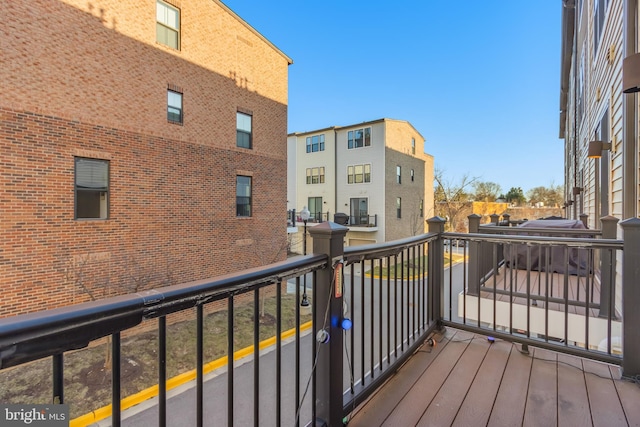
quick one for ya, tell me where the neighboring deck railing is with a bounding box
[440,215,640,377]
[1,217,639,426]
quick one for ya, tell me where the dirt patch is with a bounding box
[80,356,143,393]
[254,313,276,326]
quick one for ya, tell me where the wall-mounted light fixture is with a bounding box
[623,52,640,93]
[572,186,583,196]
[587,140,612,158]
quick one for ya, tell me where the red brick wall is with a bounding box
[0,0,290,317]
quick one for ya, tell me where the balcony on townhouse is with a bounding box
[1,216,640,426]
[288,209,378,231]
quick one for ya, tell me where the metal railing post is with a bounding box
[467,214,482,296]
[620,217,640,378]
[598,216,619,319]
[580,213,589,228]
[308,221,349,427]
[427,217,446,323]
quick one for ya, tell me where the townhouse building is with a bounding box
[288,119,434,248]
[0,0,292,317]
[559,0,639,227]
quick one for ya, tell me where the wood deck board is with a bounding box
[487,339,533,426]
[523,348,558,427]
[381,330,473,427]
[610,366,640,427]
[348,328,640,427]
[416,336,491,427]
[451,339,512,427]
[583,359,628,427]
[344,329,451,427]
[557,353,593,427]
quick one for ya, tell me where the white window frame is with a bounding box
[237,112,252,149]
[347,127,371,149]
[156,0,180,50]
[347,164,371,184]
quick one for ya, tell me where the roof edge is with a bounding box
[215,0,293,65]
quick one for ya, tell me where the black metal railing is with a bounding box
[348,214,377,227]
[340,230,440,416]
[287,209,330,226]
[1,216,639,426]
[0,255,327,426]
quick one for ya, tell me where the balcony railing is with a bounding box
[286,210,378,228]
[1,217,639,426]
[348,214,377,227]
[287,209,330,226]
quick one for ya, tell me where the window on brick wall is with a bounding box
[167,89,183,124]
[396,197,402,219]
[157,0,180,50]
[75,158,109,219]
[396,165,401,184]
[237,112,252,149]
[411,138,416,155]
[236,176,252,217]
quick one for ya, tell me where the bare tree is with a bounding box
[409,200,426,236]
[249,216,292,319]
[122,254,154,293]
[434,168,479,231]
[62,253,114,369]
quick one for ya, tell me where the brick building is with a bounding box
[0,0,292,317]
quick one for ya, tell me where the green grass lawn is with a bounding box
[366,253,465,279]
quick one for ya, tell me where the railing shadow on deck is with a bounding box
[0,217,639,426]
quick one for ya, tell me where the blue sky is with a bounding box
[222,1,565,194]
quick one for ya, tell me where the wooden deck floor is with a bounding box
[346,328,640,427]
[480,265,603,317]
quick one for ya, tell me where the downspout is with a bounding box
[560,0,577,218]
[623,0,639,219]
[573,13,579,220]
